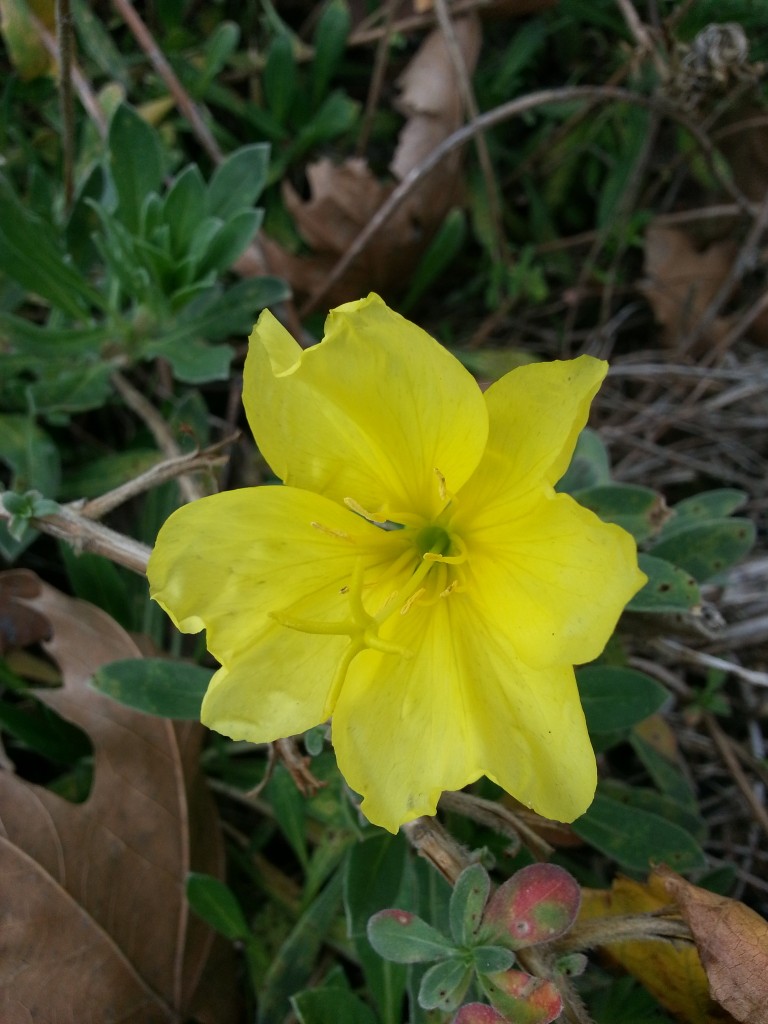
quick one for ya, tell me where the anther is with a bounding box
[434,467,447,503]
[311,521,352,541]
[343,497,383,523]
[440,580,459,598]
[400,588,426,615]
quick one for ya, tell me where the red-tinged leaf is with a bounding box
[453,1003,509,1024]
[482,864,581,949]
[481,969,563,1024]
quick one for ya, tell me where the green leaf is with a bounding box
[572,484,667,542]
[629,731,697,810]
[471,946,516,974]
[59,449,162,501]
[263,33,298,125]
[207,143,271,219]
[60,547,135,631]
[449,862,490,946]
[197,209,263,276]
[344,832,409,938]
[265,763,309,869]
[289,90,359,155]
[0,414,60,496]
[292,986,378,1024]
[600,780,706,840]
[90,657,212,719]
[26,361,114,417]
[164,164,207,257]
[557,428,611,493]
[577,666,668,734]
[0,695,92,764]
[108,104,164,234]
[571,791,705,872]
[648,518,755,582]
[659,488,748,539]
[401,208,467,313]
[367,909,456,964]
[311,0,351,107]
[355,936,408,1024]
[143,336,234,384]
[176,275,290,336]
[628,554,700,612]
[258,872,344,1024]
[0,313,109,358]
[418,958,473,1012]
[200,20,240,86]
[0,176,104,317]
[186,872,251,941]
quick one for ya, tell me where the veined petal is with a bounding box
[147,485,395,660]
[466,492,646,670]
[466,489,647,671]
[453,356,607,527]
[243,294,488,519]
[332,591,596,833]
[200,624,348,742]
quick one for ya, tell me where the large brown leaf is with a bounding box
[0,570,237,1024]
[655,865,768,1024]
[263,17,481,305]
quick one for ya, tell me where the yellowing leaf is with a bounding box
[0,0,57,80]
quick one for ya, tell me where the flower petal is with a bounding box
[243,294,488,519]
[454,356,607,526]
[466,492,646,670]
[332,591,596,833]
[147,485,398,737]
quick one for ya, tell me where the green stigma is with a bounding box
[415,524,453,558]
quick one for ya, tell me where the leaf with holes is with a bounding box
[0,570,237,1024]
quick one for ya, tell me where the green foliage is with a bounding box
[1,5,763,1023]
[572,791,706,873]
[90,657,212,719]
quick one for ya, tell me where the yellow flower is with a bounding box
[148,294,646,833]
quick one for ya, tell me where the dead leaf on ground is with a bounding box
[0,569,238,1024]
[579,874,736,1024]
[655,864,768,1024]
[263,17,481,305]
[641,223,737,351]
[0,569,51,653]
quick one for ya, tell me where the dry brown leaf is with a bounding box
[0,569,238,1024]
[262,158,420,307]
[641,223,737,350]
[391,15,481,225]
[579,874,736,1024]
[655,865,768,1024]
[264,18,481,305]
[0,570,51,653]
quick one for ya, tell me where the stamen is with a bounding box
[423,535,468,565]
[434,467,447,503]
[440,580,459,598]
[311,521,352,541]
[344,496,382,523]
[400,588,426,615]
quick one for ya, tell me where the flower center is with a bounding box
[270,502,469,717]
[414,524,452,559]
